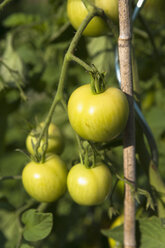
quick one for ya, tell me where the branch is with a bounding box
[0,0,14,11]
[0,175,21,181]
[33,9,100,162]
[118,1,136,248]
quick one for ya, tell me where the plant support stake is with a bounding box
[118,1,136,248]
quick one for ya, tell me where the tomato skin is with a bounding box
[22,155,68,202]
[67,0,118,37]
[68,84,129,142]
[95,0,118,22]
[67,163,112,205]
[26,122,64,156]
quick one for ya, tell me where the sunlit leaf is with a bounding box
[22,209,53,242]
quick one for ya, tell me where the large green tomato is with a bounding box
[26,122,64,156]
[22,155,68,202]
[67,163,112,205]
[68,84,129,142]
[67,0,118,37]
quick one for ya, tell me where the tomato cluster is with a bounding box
[22,80,128,205]
[66,84,128,205]
[22,122,68,203]
[22,0,129,206]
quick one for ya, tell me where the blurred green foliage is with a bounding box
[0,0,165,247]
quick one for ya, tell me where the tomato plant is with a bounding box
[26,122,64,156]
[67,162,112,205]
[1,0,165,247]
[22,155,68,202]
[68,84,129,142]
[67,0,118,36]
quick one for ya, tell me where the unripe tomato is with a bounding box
[22,155,68,202]
[108,215,124,248]
[67,0,118,37]
[67,163,112,205]
[68,84,129,142]
[26,122,64,156]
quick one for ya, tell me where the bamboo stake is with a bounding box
[118,1,136,248]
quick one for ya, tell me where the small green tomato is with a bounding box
[26,122,64,156]
[108,214,124,247]
[67,162,112,205]
[22,155,68,202]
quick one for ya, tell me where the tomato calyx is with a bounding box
[29,126,49,163]
[90,66,106,94]
[81,140,97,169]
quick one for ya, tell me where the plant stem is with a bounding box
[34,8,101,161]
[118,1,136,248]
[69,54,92,72]
[75,134,83,165]
[0,175,21,181]
[0,0,13,11]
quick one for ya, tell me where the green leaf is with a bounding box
[101,224,123,244]
[22,209,53,242]
[102,217,165,248]
[3,13,41,28]
[139,216,165,248]
[20,244,34,248]
[145,107,165,139]
[0,209,20,246]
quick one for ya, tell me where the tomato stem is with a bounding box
[0,0,14,11]
[82,0,118,40]
[0,175,21,181]
[69,54,92,72]
[32,10,101,162]
[32,6,113,162]
[90,65,106,94]
[75,134,84,165]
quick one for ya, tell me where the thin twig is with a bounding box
[0,175,21,181]
[33,8,102,162]
[0,0,13,11]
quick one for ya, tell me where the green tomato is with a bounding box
[67,163,112,205]
[68,84,129,142]
[108,215,124,248]
[67,0,118,37]
[22,155,68,202]
[26,122,64,156]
